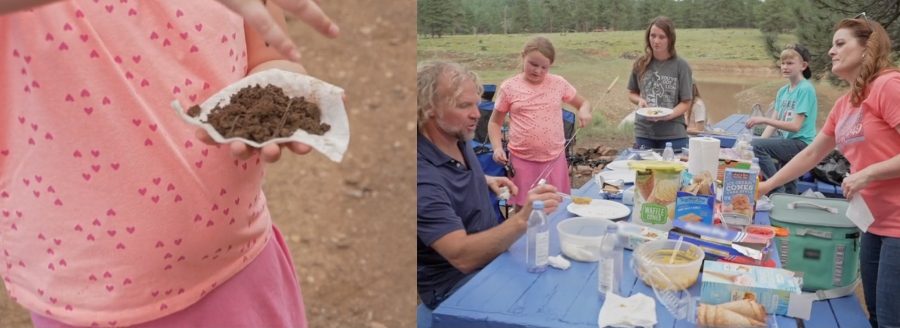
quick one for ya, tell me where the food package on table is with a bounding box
[697,299,768,328]
[616,221,669,250]
[669,220,772,264]
[700,261,802,316]
[628,160,685,231]
[722,168,758,229]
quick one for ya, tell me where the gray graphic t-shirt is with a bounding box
[627,57,693,140]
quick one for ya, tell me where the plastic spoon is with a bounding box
[669,236,684,264]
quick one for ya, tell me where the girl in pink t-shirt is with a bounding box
[487,36,592,207]
[1,1,338,327]
[758,17,900,328]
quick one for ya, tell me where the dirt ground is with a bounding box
[0,0,417,327]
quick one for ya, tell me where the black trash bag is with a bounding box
[812,149,851,185]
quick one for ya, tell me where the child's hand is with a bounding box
[744,117,767,128]
[195,129,312,163]
[577,110,592,128]
[218,0,339,62]
[493,148,508,165]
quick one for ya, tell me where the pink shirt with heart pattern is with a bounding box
[0,1,275,326]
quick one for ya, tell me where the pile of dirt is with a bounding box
[190,85,330,143]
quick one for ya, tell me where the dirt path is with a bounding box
[0,1,416,327]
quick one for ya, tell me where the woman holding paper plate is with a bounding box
[626,16,694,150]
[758,16,900,328]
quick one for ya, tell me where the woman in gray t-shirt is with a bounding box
[627,16,694,150]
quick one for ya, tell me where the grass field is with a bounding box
[417,29,846,149]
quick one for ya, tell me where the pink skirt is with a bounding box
[31,226,307,328]
[509,152,571,207]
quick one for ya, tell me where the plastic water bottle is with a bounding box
[597,225,623,296]
[750,157,761,176]
[526,200,549,273]
[662,142,675,162]
[742,145,756,161]
[750,158,761,199]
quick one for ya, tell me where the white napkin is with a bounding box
[598,292,657,328]
[800,189,826,199]
[755,195,774,211]
[548,255,570,270]
[846,195,875,232]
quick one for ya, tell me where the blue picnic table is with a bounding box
[417,115,862,327]
[712,114,844,197]
[422,173,869,327]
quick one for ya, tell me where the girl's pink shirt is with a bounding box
[822,70,900,237]
[495,73,576,162]
[0,1,274,326]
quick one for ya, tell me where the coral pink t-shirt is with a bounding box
[495,73,576,162]
[822,70,900,237]
[0,1,274,326]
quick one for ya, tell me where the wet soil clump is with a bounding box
[189,85,330,143]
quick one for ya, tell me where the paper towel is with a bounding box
[688,137,720,177]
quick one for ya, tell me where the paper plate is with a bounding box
[596,170,636,184]
[567,199,632,221]
[171,69,349,162]
[636,107,673,118]
[605,160,633,171]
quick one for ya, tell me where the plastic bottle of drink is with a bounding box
[662,142,675,162]
[526,200,549,273]
[750,157,761,199]
[597,225,623,296]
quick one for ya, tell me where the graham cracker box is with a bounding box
[721,168,757,228]
[700,260,802,315]
[675,191,716,225]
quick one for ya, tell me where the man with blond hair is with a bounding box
[417,61,561,309]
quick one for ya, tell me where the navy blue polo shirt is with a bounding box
[417,132,497,309]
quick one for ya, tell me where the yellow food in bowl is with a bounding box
[634,240,704,290]
[572,196,592,205]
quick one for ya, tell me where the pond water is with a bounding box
[694,81,758,124]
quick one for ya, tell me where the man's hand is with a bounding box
[217,0,339,62]
[195,129,312,163]
[486,176,518,198]
[518,184,563,217]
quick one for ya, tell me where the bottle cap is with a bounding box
[532,200,544,209]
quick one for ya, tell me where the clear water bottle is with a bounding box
[750,157,761,199]
[526,200,549,273]
[750,157,761,176]
[598,225,623,296]
[742,145,755,161]
[662,142,675,162]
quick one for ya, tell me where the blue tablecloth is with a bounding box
[428,171,869,328]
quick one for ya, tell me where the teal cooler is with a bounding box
[768,194,860,291]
